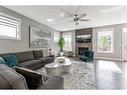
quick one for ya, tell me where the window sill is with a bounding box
[0,36,21,40]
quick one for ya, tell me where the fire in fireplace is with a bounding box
[78,47,89,55]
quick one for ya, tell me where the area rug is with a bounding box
[38,60,96,89]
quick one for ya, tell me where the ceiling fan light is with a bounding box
[60,12,65,17]
[74,21,79,25]
[47,18,55,22]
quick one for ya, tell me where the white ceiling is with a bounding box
[5,6,127,31]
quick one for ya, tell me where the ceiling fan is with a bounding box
[60,7,90,25]
[72,14,90,25]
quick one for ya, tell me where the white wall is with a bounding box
[0,6,59,54]
[93,23,127,60]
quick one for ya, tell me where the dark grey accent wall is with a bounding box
[75,28,92,35]
[0,6,59,54]
[75,28,93,56]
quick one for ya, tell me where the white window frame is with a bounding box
[0,12,21,40]
[122,27,127,61]
[97,29,114,53]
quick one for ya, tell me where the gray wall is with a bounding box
[0,6,59,54]
[93,24,127,60]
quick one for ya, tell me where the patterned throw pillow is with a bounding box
[42,49,50,57]
[2,54,18,67]
[0,57,6,65]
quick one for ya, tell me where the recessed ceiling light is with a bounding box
[60,12,65,17]
[46,18,55,22]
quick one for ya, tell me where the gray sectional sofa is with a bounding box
[0,50,55,70]
[0,50,64,89]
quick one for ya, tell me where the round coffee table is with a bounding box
[45,58,72,76]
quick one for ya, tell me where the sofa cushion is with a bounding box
[0,64,28,89]
[15,51,34,63]
[2,54,18,67]
[80,55,88,60]
[33,50,43,59]
[18,60,42,68]
[0,75,11,89]
[30,64,44,70]
[84,51,90,57]
[0,64,11,89]
[0,57,6,65]
[38,57,54,64]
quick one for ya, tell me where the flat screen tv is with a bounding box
[76,35,91,43]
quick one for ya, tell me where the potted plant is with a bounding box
[58,37,65,56]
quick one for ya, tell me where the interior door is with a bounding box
[122,28,127,61]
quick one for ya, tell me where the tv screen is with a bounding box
[76,35,91,43]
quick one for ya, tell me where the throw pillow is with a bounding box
[0,57,6,65]
[42,49,50,57]
[49,49,54,56]
[2,54,18,67]
[0,64,28,89]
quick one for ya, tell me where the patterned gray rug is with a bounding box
[38,60,96,89]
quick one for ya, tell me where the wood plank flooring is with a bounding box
[71,57,127,89]
[94,60,127,89]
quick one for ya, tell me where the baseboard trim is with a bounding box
[94,57,123,61]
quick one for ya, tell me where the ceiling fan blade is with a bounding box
[60,9,74,17]
[66,20,74,23]
[62,14,75,19]
[78,13,87,18]
[74,6,82,13]
[79,19,90,21]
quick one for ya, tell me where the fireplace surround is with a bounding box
[78,47,89,55]
[75,28,93,56]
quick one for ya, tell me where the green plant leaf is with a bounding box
[58,37,65,51]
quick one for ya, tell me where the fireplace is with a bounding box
[78,47,89,55]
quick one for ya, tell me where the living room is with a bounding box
[0,3,127,92]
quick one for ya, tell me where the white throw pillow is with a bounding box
[42,49,50,57]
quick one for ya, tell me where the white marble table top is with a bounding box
[45,58,72,68]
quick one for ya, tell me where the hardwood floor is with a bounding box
[94,60,127,89]
[71,57,127,89]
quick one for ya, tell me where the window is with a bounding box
[62,32,72,51]
[97,29,114,53]
[54,31,60,43]
[0,13,21,40]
